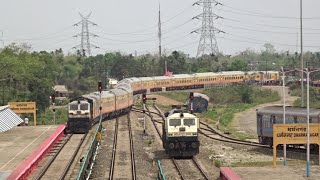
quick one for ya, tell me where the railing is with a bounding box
[220,167,241,180]
[157,160,166,180]
[76,118,102,180]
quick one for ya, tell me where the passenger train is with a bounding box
[67,70,280,133]
[257,106,320,150]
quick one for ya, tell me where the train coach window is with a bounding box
[169,119,181,126]
[80,104,88,110]
[294,116,298,123]
[184,119,195,126]
[70,104,78,110]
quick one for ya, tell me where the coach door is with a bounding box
[257,114,263,136]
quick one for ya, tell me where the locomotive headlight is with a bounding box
[191,142,197,148]
[169,143,175,149]
[192,132,197,135]
[168,133,173,137]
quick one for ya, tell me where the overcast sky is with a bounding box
[0,0,319,57]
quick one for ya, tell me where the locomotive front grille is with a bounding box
[179,127,186,132]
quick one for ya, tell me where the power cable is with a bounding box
[217,5,320,20]
[223,17,320,31]
[96,4,193,36]
[2,26,74,42]
[226,33,320,48]
[216,22,320,35]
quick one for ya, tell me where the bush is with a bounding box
[214,159,222,168]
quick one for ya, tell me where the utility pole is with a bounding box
[300,0,304,107]
[158,3,166,73]
[192,0,223,58]
[73,12,99,56]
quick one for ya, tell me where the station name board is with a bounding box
[273,124,320,168]
[274,124,320,144]
[8,102,36,114]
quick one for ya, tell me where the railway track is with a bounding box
[33,133,87,180]
[141,105,210,180]
[109,114,136,180]
[149,105,308,153]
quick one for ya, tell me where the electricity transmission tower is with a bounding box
[73,13,99,56]
[192,0,223,58]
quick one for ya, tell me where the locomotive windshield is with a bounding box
[80,104,88,110]
[184,119,195,126]
[70,104,78,110]
[169,119,181,126]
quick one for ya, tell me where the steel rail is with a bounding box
[109,117,119,180]
[127,113,137,180]
[35,134,72,180]
[192,157,210,180]
[171,158,187,180]
[59,133,88,180]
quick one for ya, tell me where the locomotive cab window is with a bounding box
[80,104,88,110]
[169,119,181,126]
[70,104,78,110]
[184,119,195,126]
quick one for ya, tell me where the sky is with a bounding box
[0,0,320,57]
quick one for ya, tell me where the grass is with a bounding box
[290,84,320,108]
[158,85,281,139]
[157,91,190,102]
[37,106,68,125]
[231,159,306,167]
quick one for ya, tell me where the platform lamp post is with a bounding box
[295,68,320,177]
[281,67,296,166]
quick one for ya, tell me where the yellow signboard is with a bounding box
[8,102,36,126]
[273,124,320,168]
[273,124,320,145]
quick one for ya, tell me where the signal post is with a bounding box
[141,93,156,134]
[51,94,56,124]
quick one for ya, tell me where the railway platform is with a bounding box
[0,125,61,179]
[233,165,320,180]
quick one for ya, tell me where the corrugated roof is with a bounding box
[0,105,24,132]
[54,85,68,93]
[257,106,320,117]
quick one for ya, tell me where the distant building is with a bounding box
[53,85,70,98]
[108,78,118,88]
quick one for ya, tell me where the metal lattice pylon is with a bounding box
[193,0,223,58]
[73,12,99,56]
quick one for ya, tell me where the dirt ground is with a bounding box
[231,86,299,137]
[147,94,180,106]
[150,90,320,180]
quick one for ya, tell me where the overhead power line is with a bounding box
[223,17,320,31]
[224,32,320,48]
[218,4,320,20]
[216,22,320,35]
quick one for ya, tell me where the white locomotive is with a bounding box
[162,107,200,158]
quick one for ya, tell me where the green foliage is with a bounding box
[2,41,320,125]
[291,85,320,108]
[214,159,222,168]
[37,107,68,125]
[158,92,190,103]
[159,86,280,127]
